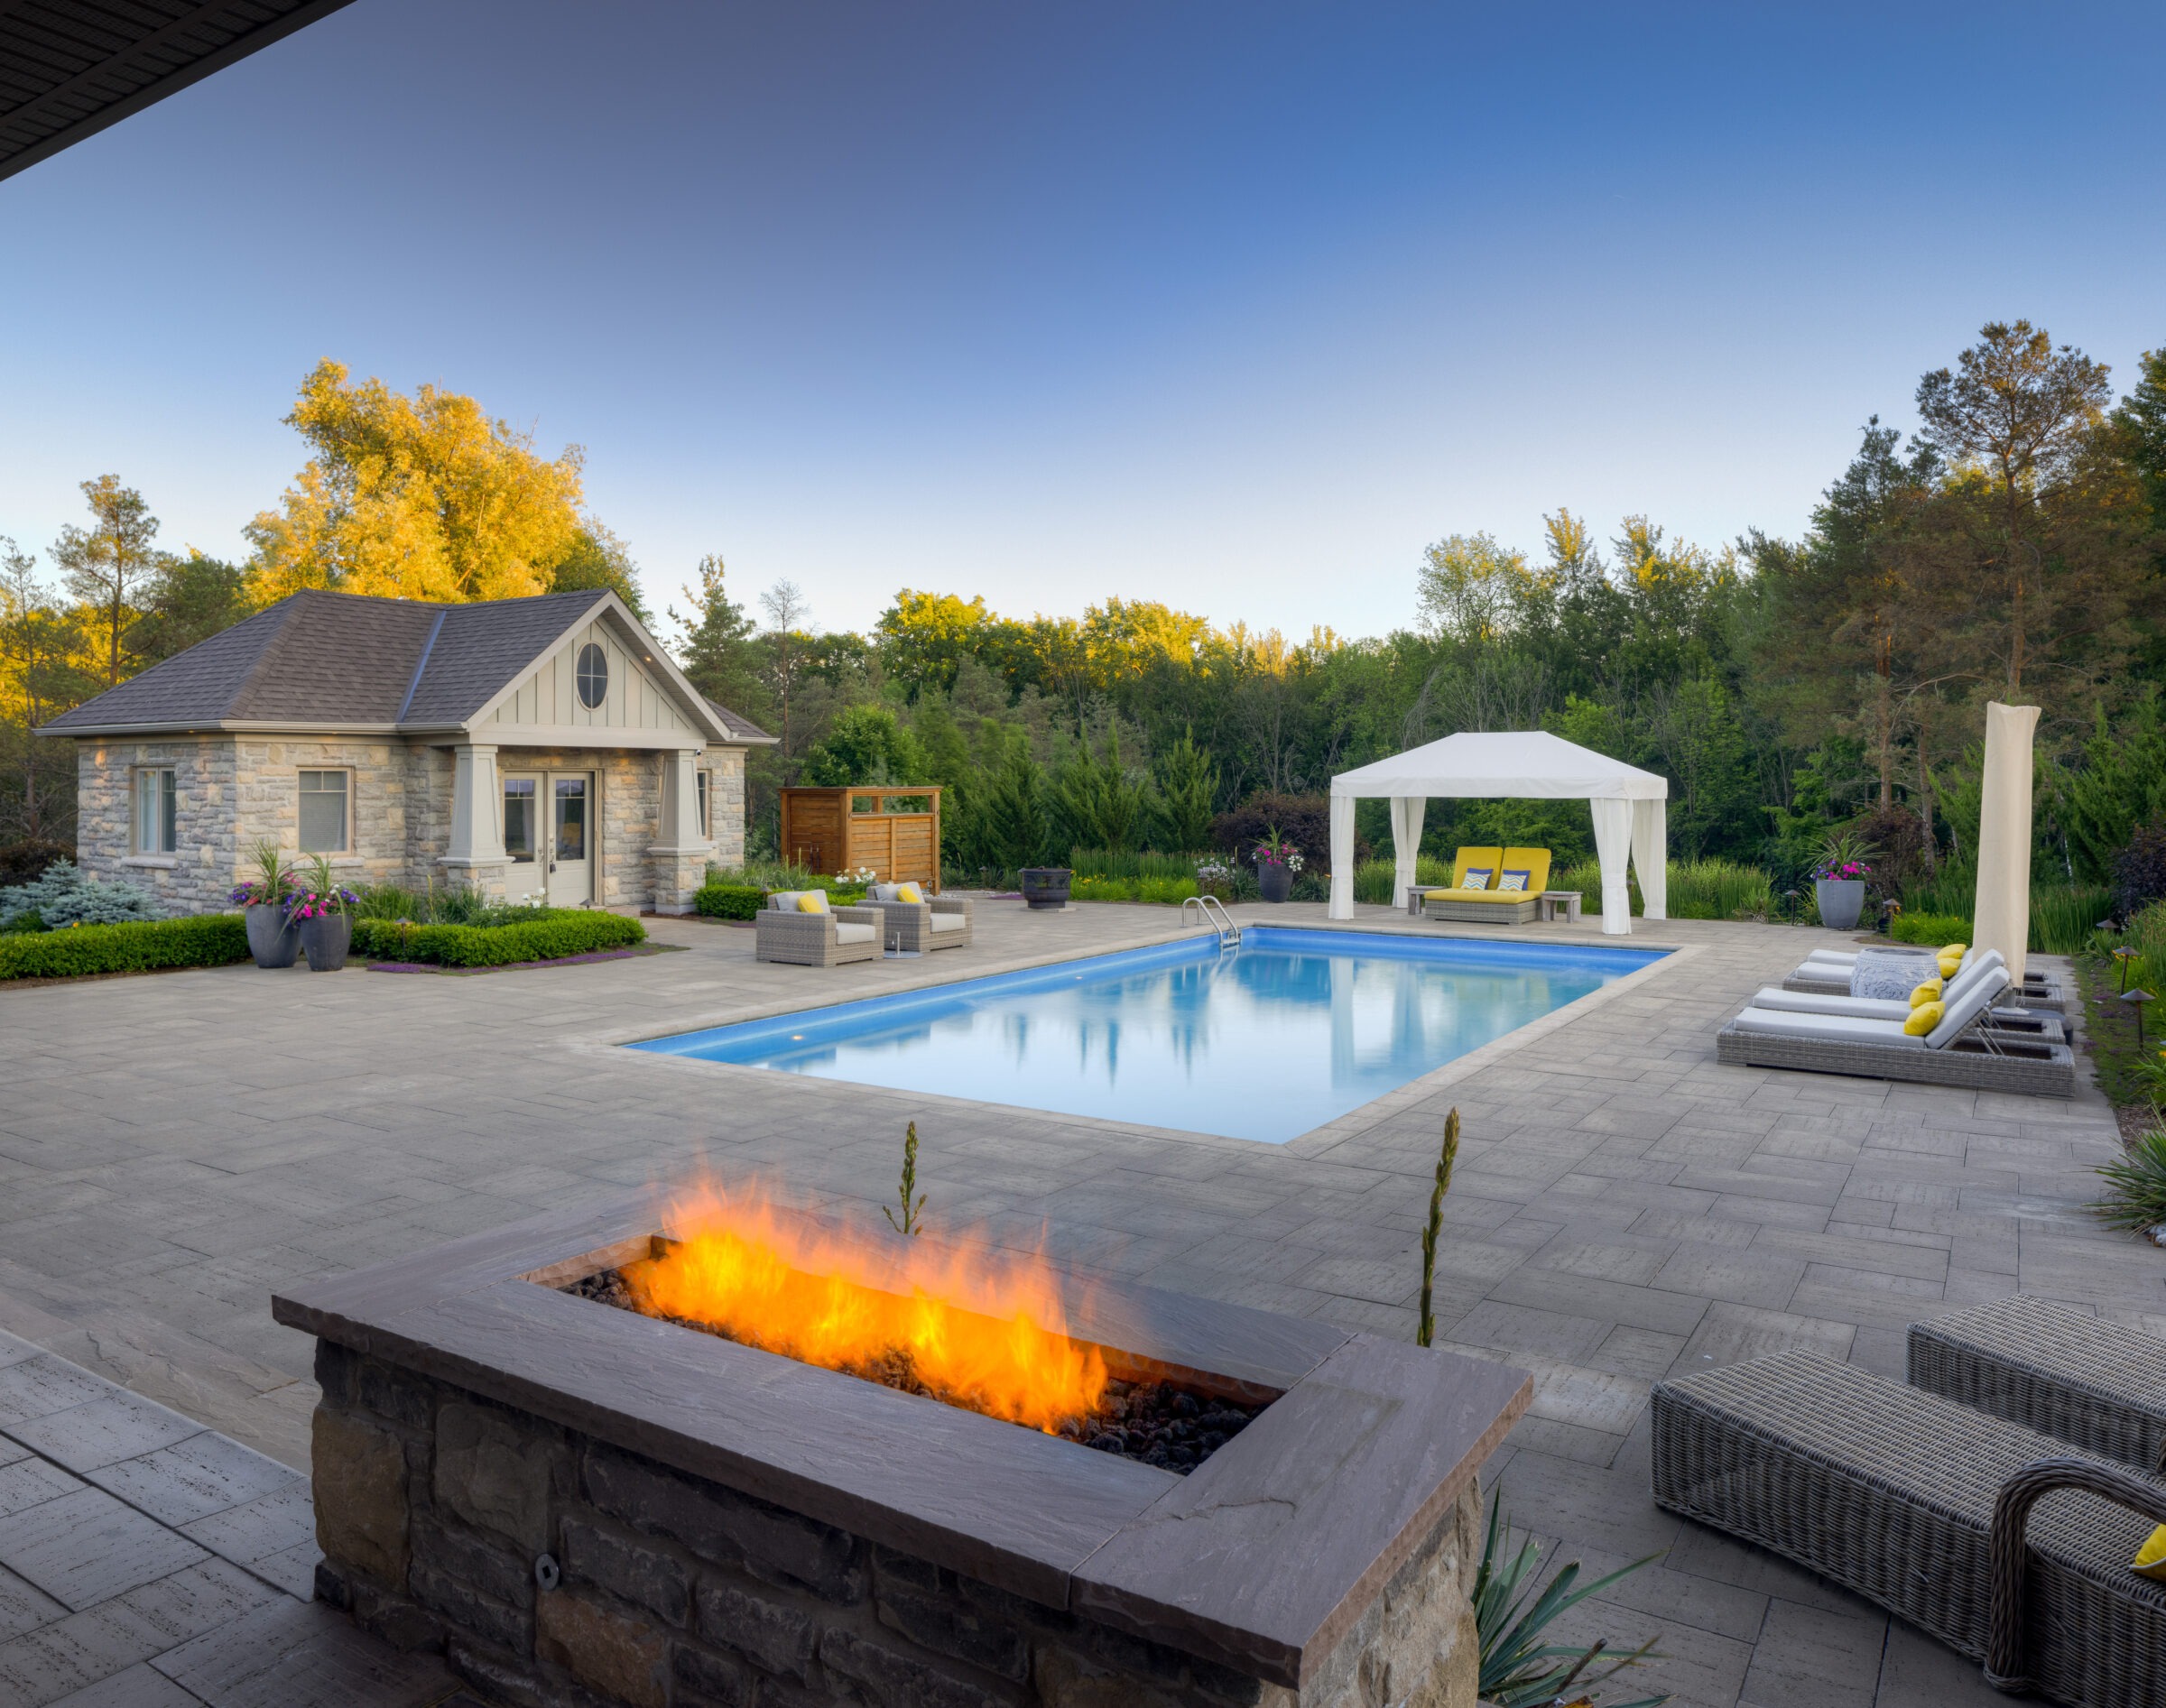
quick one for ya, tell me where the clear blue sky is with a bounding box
[2,2,2161,640]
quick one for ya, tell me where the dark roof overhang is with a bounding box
[1,0,359,185]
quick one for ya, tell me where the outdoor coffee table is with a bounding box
[1537,890,1582,923]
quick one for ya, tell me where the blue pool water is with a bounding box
[632,928,1664,1144]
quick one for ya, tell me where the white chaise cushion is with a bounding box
[1730,1007,1926,1048]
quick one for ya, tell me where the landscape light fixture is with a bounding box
[2123,987,2153,1047]
[2115,946,2139,992]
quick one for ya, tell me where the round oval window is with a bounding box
[575,642,608,709]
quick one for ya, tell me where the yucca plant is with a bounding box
[2093,1122,2166,1234]
[1475,1488,1669,1707]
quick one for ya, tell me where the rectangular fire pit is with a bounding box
[273,1191,1530,1708]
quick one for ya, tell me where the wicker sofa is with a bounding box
[754,893,883,966]
[859,884,973,954]
[1652,1349,2166,1704]
[1418,845,1551,925]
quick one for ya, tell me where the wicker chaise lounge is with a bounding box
[1652,1350,2166,1705]
[1716,969,2077,1096]
[1910,1296,2166,1475]
[1786,946,2066,1011]
[859,884,973,953]
[1746,953,2066,1043]
[1418,845,1551,925]
[754,892,883,966]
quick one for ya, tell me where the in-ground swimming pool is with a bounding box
[632,927,1665,1144]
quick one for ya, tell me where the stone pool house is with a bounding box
[40,587,773,916]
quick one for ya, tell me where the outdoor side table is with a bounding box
[1537,890,1582,924]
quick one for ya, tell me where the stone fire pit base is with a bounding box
[314,1338,1484,1708]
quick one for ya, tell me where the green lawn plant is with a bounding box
[1474,1487,1669,1708]
[695,882,766,920]
[2092,1122,2166,1235]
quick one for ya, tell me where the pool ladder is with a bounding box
[1181,894,1241,946]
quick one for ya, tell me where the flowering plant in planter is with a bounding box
[228,839,293,909]
[282,855,359,921]
[1252,829,1305,872]
[1810,833,1878,884]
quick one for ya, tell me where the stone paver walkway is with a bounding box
[0,899,2156,1707]
[0,1326,458,1705]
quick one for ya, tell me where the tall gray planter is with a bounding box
[1257,863,1293,904]
[1814,878,1866,931]
[301,913,352,972]
[245,905,301,968]
[1020,868,1071,910]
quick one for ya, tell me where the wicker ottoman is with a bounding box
[1911,1296,2166,1475]
[1652,1350,2166,1704]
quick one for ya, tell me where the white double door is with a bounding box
[503,771,593,907]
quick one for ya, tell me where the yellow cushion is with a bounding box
[796,891,829,914]
[1937,943,1967,979]
[2135,1524,2166,1582]
[1449,846,1504,890]
[1501,846,1553,894]
[1910,979,1943,1008]
[896,882,924,904]
[1903,1002,1942,1037]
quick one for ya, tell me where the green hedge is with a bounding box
[1891,911,1968,946]
[352,911,645,967]
[695,882,765,920]
[0,914,250,980]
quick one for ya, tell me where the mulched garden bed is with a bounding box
[366,944,687,976]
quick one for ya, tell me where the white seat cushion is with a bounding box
[833,923,876,945]
[1730,1007,1924,1048]
[927,912,966,933]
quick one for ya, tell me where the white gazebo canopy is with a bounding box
[1328,731,1669,936]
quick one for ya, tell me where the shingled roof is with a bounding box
[41,588,772,743]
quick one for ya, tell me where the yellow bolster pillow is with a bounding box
[1903,1002,1943,1037]
[1937,943,1967,979]
[2135,1524,2166,1582]
[797,891,830,913]
[896,882,924,904]
[1910,979,1943,1008]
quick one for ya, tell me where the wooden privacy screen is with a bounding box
[778,788,942,892]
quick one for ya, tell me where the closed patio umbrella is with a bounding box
[1972,702,2040,983]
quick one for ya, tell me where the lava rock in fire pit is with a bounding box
[560,1267,1264,1474]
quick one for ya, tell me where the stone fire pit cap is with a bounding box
[273,1190,1530,1687]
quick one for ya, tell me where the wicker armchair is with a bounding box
[1910,1296,2166,1475]
[754,901,883,966]
[860,891,973,953]
[1652,1349,2166,1705]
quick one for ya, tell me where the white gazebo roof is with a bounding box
[1329,730,1667,801]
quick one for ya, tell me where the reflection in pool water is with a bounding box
[633,928,1665,1144]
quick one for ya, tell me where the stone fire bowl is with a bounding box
[273,1191,1530,1693]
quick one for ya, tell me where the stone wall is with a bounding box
[310,1339,1481,1708]
[72,736,754,914]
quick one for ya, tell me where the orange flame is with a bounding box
[624,1185,1107,1433]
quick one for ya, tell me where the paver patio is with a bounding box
[0,899,2155,1706]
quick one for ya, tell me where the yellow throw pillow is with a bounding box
[1903,1002,1943,1037]
[796,891,829,914]
[2134,1524,2166,1582]
[1937,943,1967,979]
[1910,979,1943,1008]
[896,882,924,904]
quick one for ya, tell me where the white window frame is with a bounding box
[133,767,177,854]
[297,768,354,854]
[696,770,710,839]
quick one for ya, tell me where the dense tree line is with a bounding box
[6,325,2163,892]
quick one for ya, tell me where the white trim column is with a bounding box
[440,743,509,899]
[647,747,716,915]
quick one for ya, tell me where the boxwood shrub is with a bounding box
[0,914,250,981]
[1890,911,1969,946]
[695,882,765,920]
[351,910,645,967]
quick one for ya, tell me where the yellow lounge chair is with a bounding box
[1419,846,1551,925]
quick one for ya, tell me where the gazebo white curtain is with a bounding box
[1328,731,1669,937]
